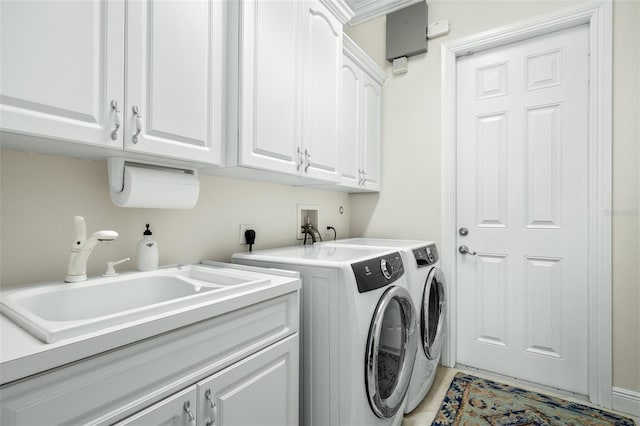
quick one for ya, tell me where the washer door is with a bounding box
[365,286,418,418]
[422,267,446,360]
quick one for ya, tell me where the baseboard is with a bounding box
[612,387,640,417]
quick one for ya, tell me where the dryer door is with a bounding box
[422,267,446,360]
[365,286,418,418]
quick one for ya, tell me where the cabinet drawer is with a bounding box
[0,291,298,425]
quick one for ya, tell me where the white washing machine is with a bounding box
[232,245,418,426]
[320,239,446,413]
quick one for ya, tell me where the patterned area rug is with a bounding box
[433,372,635,425]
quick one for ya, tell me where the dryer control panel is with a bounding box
[351,252,405,293]
[413,243,439,268]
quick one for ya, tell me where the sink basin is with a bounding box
[0,265,270,343]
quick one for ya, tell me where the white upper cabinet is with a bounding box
[301,1,342,181]
[125,0,225,165]
[0,0,124,150]
[1,0,224,166]
[339,56,362,187]
[226,0,348,184]
[337,36,385,192]
[361,72,382,189]
[237,0,301,175]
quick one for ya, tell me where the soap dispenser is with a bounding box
[137,224,159,271]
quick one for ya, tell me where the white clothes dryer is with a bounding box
[232,245,418,426]
[320,239,446,413]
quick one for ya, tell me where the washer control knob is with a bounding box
[380,258,393,279]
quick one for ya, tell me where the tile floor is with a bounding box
[402,366,458,425]
[402,366,639,425]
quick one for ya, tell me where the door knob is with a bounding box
[459,245,477,255]
[459,227,469,236]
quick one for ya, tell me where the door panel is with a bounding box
[456,25,589,394]
[239,0,300,174]
[340,56,361,185]
[362,73,382,189]
[475,112,508,227]
[196,335,298,426]
[302,1,341,181]
[0,0,123,148]
[126,0,224,165]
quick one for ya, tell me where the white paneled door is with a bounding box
[456,25,590,394]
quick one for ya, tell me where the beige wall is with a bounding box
[0,150,350,287]
[346,0,640,392]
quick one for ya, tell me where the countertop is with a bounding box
[0,262,300,386]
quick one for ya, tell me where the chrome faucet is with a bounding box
[65,216,118,282]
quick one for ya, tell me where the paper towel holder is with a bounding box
[107,157,198,193]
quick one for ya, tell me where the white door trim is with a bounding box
[440,1,613,407]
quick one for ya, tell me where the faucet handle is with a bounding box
[103,258,130,277]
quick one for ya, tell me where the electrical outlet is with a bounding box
[239,224,256,244]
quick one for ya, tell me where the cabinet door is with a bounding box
[302,1,341,181]
[361,73,382,190]
[197,335,299,426]
[0,0,123,149]
[339,55,361,187]
[238,0,301,175]
[114,386,197,426]
[126,0,224,165]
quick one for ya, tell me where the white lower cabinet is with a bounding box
[196,335,298,426]
[0,292,299,426]
[117,336,298,426]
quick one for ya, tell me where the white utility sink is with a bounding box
[0,265,270,343]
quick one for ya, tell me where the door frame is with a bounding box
[440,1,613,407]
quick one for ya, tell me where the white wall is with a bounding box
[346,0,639,393]
[0,150,350,287]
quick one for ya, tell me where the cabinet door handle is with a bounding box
[183,400,196,426]
[131,105,142,144]
[205,389,217,426]
[296,147,304,171]
[361,169,367,186]
[110,100,121,141]
[304,149,311,173]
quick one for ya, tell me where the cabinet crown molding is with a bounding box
[320,0,355,24]
[344,35,387,84]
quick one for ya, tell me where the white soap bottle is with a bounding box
[137,224,159,271]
